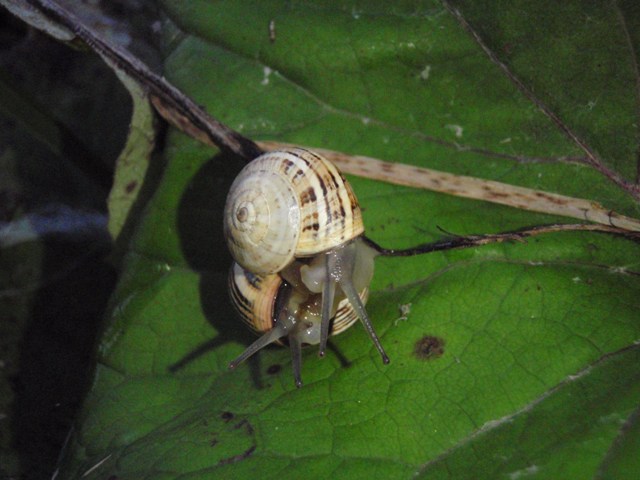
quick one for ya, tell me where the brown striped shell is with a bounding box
[223,148,364,275]
[228,263,283,337]
[228,262,369,344]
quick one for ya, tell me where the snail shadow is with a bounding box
[173,151,267,388]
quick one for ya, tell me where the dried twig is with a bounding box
[259,142,640,233]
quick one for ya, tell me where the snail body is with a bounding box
[224,148,388,386]
[228,256,371,386]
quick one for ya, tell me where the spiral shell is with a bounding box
[228,262,369,343]
[228,263,284,337]
[223,148,364,275]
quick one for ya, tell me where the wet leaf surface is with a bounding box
[17,1,640,478]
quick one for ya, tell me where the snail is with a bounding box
[224,147,389,386]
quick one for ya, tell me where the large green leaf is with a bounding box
[59,1,640,478]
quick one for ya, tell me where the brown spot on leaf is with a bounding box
[125,180,138,194]
[214,417,257,464]
[267,364,282,374]
[221,411,234,422]
[233,419,255,435]
[217,445,257,466]
[414,335,445,360]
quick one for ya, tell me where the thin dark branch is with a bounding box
[30,0,263,161]
[442,0,640,201]
[405,129,589,165]
[364,223,640,257]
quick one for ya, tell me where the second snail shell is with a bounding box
[228,262,369,344]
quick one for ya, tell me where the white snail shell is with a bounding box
[224,148,364,275]
[224,148,388,387]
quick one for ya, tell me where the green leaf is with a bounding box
[106,75,155,242]
[59,1,640,478]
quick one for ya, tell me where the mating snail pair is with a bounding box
[223,147,390,387]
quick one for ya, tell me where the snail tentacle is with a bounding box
[339,273,389,364]
[228,321,287,370]
[326,242,389,364]
[318,256,336,358]
[289,333,303,388]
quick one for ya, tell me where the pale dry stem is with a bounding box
[258,141,640,233]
